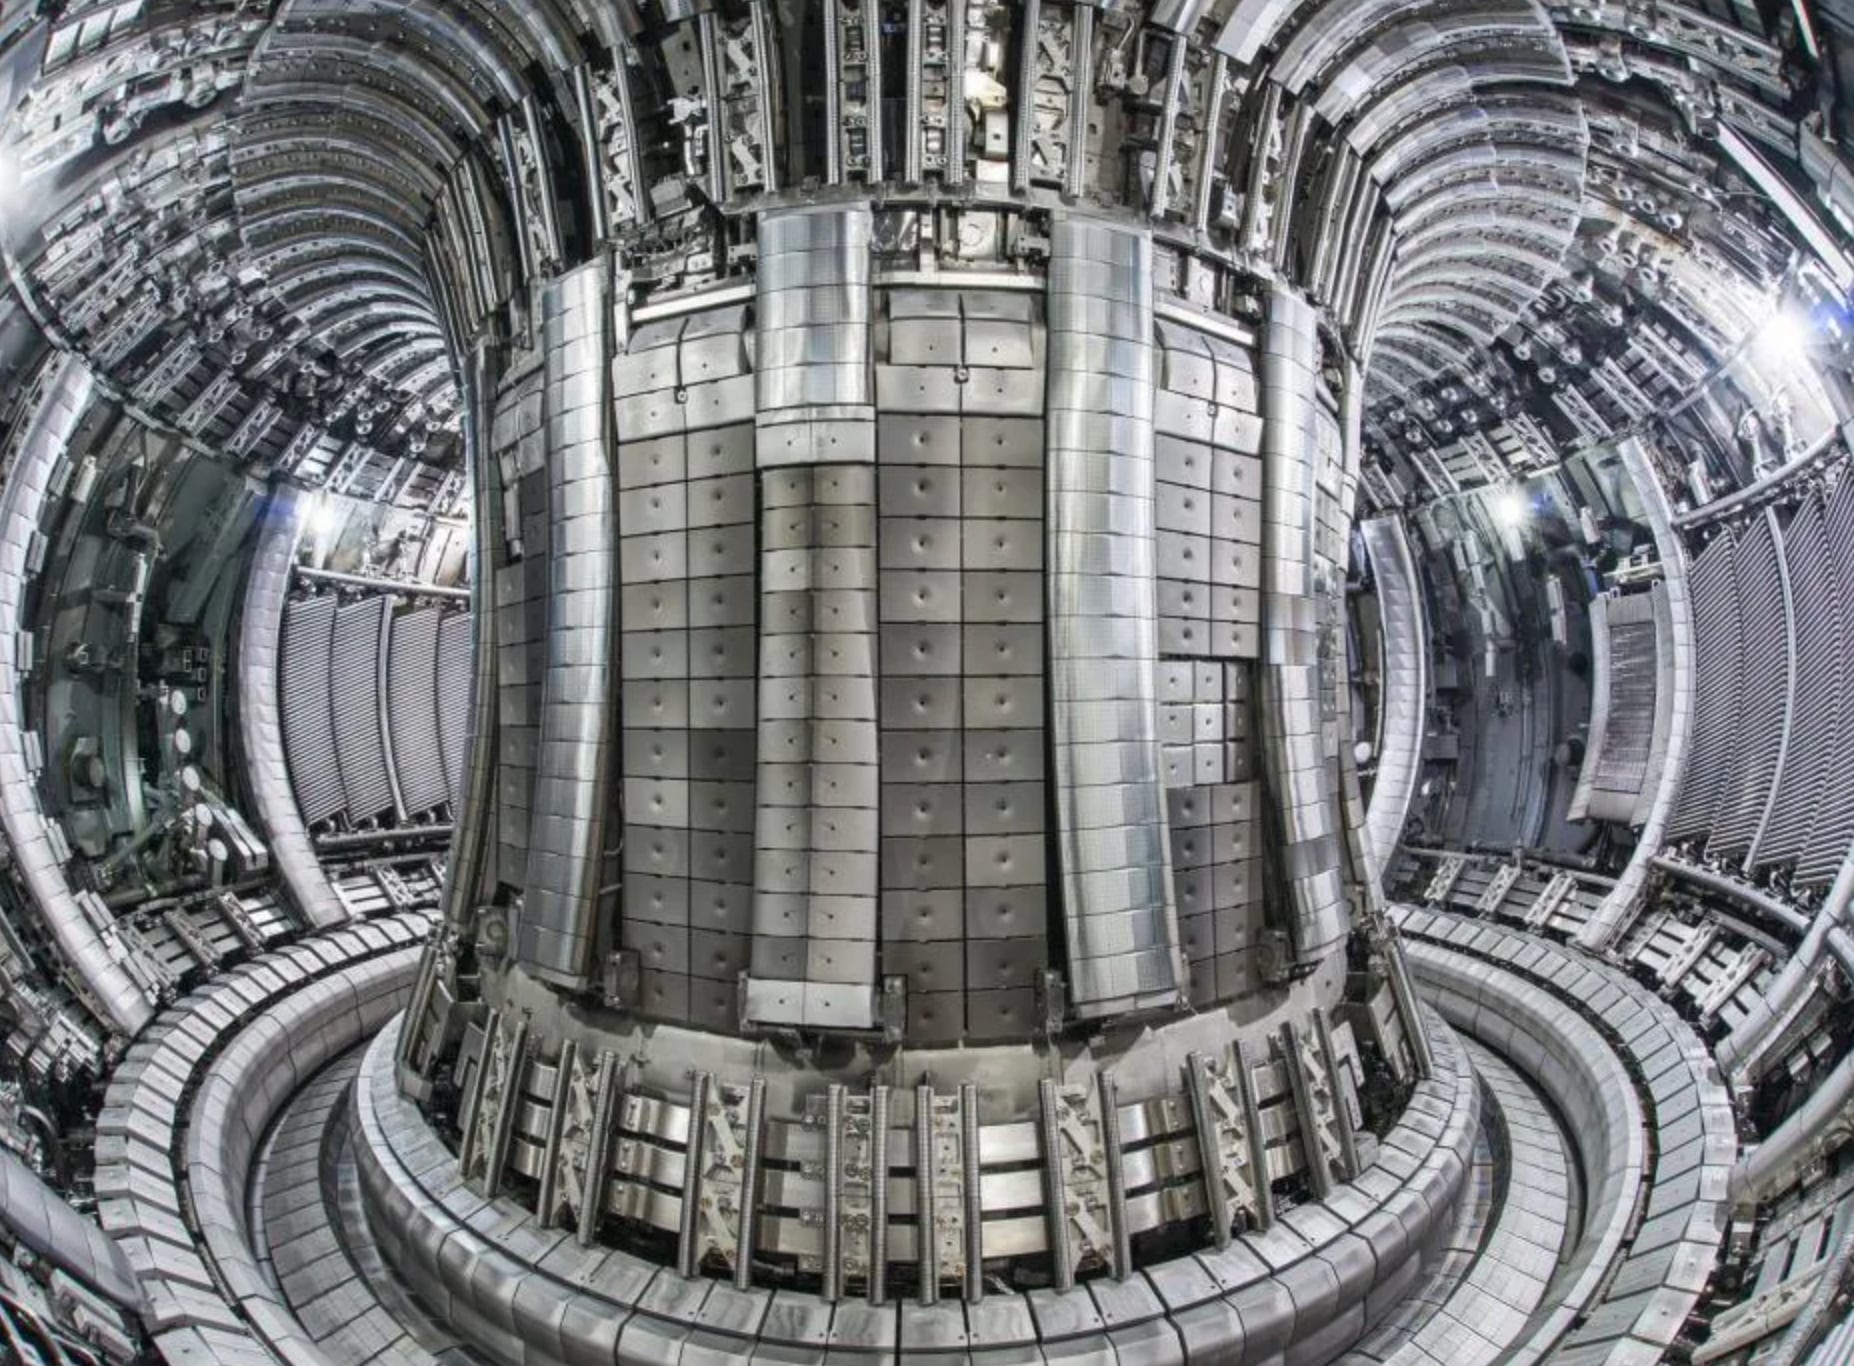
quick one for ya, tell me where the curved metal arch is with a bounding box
[1367,346,1438,397]
[330,325,452,373]
[240,213,434,272]
[267,255,435,307]
[1394,192,1581,251]
[1344,53,1576,156]
[1393,199,1581,263]
[246,31,498,137]
[1376,315,1492,371]
[238,200,431,266]
[235,83,466,172]
[1276,0,1557,95]
[230,122,455,202]
[1313,11,1569,126]
[1392,234,1568,287]
[233,167,435,228]
[372,350,460,400]
[0,357,155,1036]
[1388,257,1548,311]
[1365,96,1587,186]
[1383,144,1586,215]
[236,481,350,931]
[1370,346,1455,392]
[304,298,447,351]
[1389,239,1573,309]
[1361,515,1429,866]
[443,0,585,74]
[230,144,446,218]
[276,0,530,106]
[1380,291,1531,351]
[278,280,440,337]
[1378,308,1504,358]
[1213,0,1316,66]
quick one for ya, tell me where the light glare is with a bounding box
[308,494,342,542]
[1754,308,1813,370]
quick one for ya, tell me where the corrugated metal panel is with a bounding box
[331,596,395,821]
[1758,496,1837,870]
[279,594,343,824]
[1707,513,1788,862]
[1799,476,1854,885]
[389,606,447,815]
[1667,531,1741,843]
[437,609,472,811]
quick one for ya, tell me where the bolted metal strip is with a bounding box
[678,1071,714,1278]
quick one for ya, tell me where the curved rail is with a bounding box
[1362,514,1428,867]
[238,484,347,929]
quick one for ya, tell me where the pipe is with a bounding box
[295,564,470,600]
[1736,1044,1854,1203]
[1652,854,1812,937]
[314,823,453,852]
[1718,847,1854,1080]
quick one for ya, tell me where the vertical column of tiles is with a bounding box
[958,291,1048,1038]
[1153,319,1267,1007]
[747,205,880,1030]
[681,311,759,1031]
[1311,391,1350,771]
[752,467,881,1029]
[491,364,546,893]
[615,317,694,1021]
[1205,334,1264,663]
[877,396,965,1043]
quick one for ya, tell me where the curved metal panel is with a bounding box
[389,606,448,815]
[517,260,616,988]
[1759,496,1841,870]
[437,608,473,812]
[1259,288,1348,968]
[1709,510,1790,863]
[279,593,342,823]
[0,1145,143,1313]
[1045,215,1183,1017]
[1665,529,1742,844]
[241,484,349,930]
[1361,515,1426,867]
[331,595,398,821]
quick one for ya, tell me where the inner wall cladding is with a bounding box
[487,258,1298,1042]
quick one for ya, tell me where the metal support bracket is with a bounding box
[461,1009,528,1198]
[1477,861,1521,918]
[1425,854,1466,905]
[1039,1077,1122,1290]
[1525,870,1578,930]
[1185,1045,1267,1243]
[1282,1017,1354,1200]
